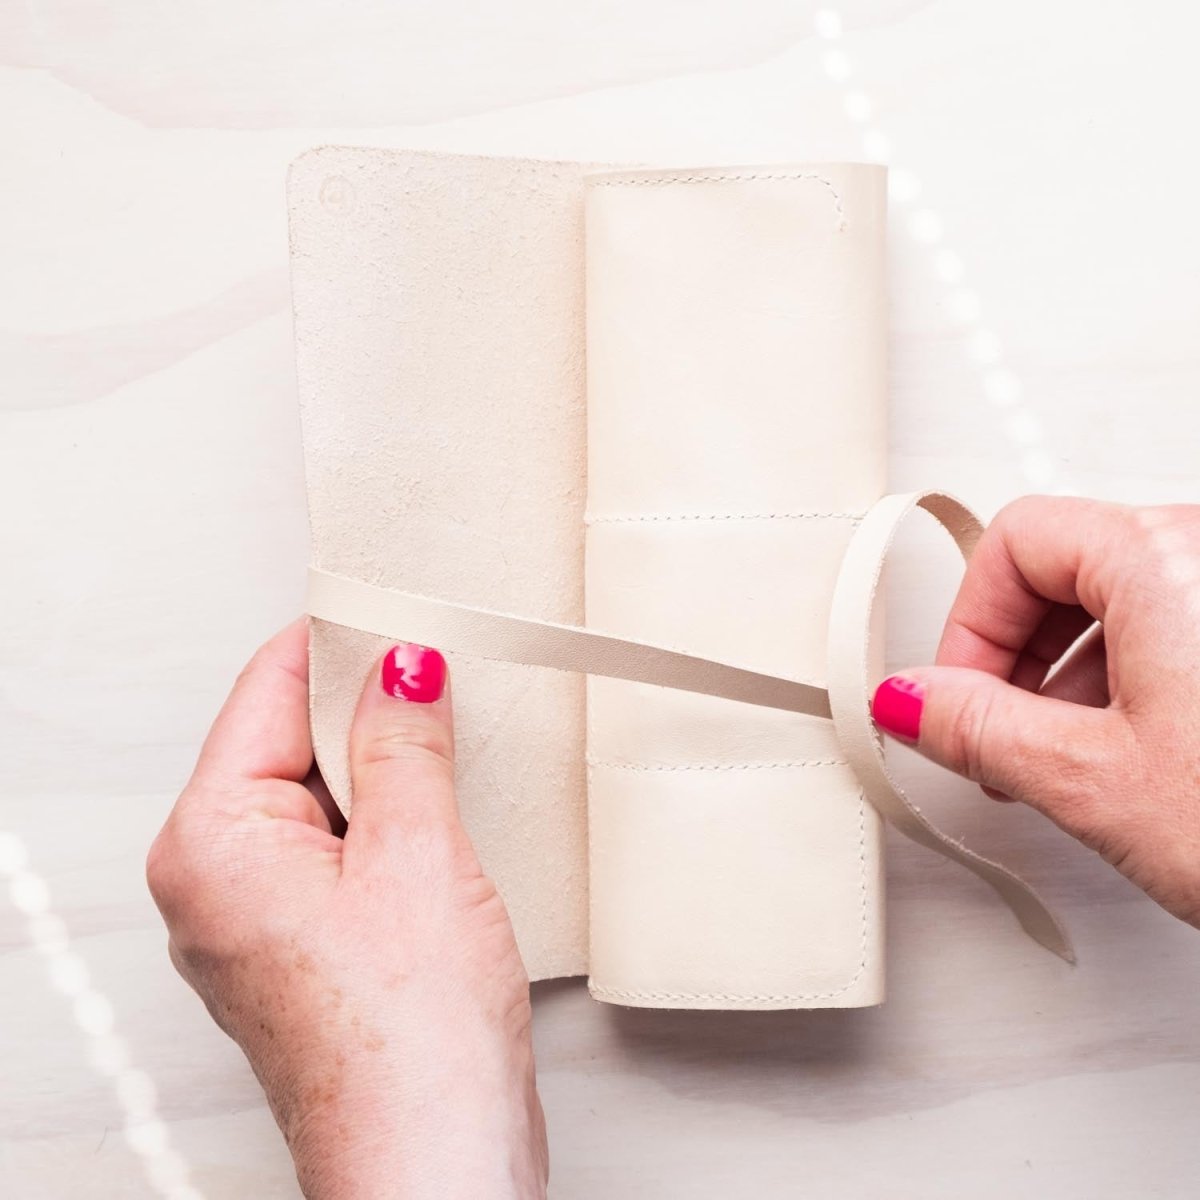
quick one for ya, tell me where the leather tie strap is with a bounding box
[307,488,1073,962]
[305,572,832,720]
[826,491,1074,962]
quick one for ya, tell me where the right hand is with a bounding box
[870,495,1200,928]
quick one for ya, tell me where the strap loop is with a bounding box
[827,491,1073,962]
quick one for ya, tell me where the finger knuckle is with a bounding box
[1128,505,1170,559]
[360,718,454,777]
[990,495,1049,539]
[1125,505,1200,591]
[942,690,998,785]
[237,636,279,682]
[145,816,209,917]
[144,828,180,910]
[146,797,298,980]
[145,801,239,920]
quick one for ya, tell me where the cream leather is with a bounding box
[290,148,592,981]
[583,164,887,1007]
[828,492,1071,961]
[288,147,1070,1011]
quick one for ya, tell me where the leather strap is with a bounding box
[306,572,832,719]
[306,489,1073,962]
[827,491,1073,962]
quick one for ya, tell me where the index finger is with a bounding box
[935,495,1131,679]
[193,616,315,786]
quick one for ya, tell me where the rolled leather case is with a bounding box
[583,166,887,1007]
[288,148,888,1008]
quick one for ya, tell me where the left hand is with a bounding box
[146,619,548,1199]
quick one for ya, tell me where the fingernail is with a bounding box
[871,675,924,742]
[381,643,446,703]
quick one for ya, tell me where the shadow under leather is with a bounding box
[531,980,893,1125]
[529,825,1200,1124]
[533,976,883,1063]
[600,1005,889,1116]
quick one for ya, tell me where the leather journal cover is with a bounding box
[287,146,1070,1011]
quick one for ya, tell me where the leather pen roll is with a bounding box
[583,164,889,1008]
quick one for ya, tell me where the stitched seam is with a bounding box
[588,790,870,1005]
[589,170,846,228]
[580,165,862,1004]
[587,758,845,772]
[334,148,592,179]
[584,511,864,525]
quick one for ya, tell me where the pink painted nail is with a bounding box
[871,675,924,742]
[381,643,446,703]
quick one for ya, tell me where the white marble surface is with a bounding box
[3,2,1200,1196]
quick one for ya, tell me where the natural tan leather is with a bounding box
[288,147,1071,1011]
[582,164,887,1007]
[827,491,1073,961]
[306,569,831,720]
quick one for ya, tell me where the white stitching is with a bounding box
[589,170,846,229]
[587,758,845,772]
[584,511,863,525]
[587,790,871,1005]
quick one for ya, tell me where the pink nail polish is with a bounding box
[381,643,446,703]
[871,675,924,742]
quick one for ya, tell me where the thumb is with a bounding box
[870,665,1122,823]
[347,641,457,843]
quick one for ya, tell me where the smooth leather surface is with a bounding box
[288,147,1069,1010]
[583,164,887,1007]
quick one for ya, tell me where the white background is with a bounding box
[3,2,1199,1196]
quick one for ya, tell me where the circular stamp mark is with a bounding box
[319,174,355,214]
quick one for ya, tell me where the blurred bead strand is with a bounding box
[0,831,205,1200]
[814,7,1070,494]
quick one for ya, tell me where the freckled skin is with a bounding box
[146,627,548,1199]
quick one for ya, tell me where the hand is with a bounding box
[146,620,548,1199]
[870,495,1200,928]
